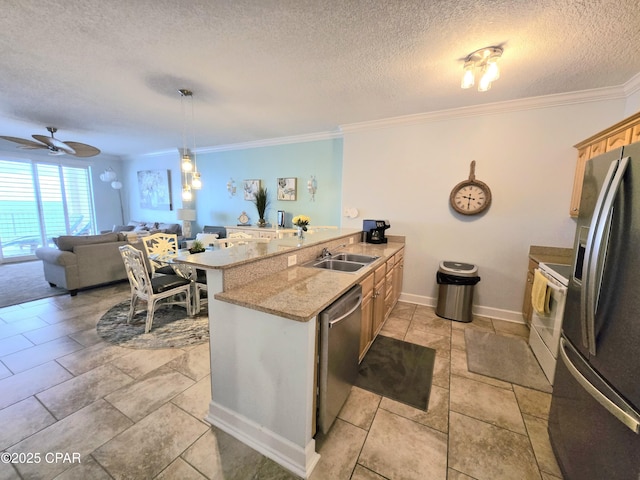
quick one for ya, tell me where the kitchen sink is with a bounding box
[331,253,379,264]
[307,259,366,273]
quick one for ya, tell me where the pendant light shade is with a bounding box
[178,88,202,198]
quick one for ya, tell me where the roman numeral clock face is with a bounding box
[450,181,492,215]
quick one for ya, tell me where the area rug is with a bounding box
[96,300,209,349]
[465,329,552,393]
[356,334,436,411]
[0,260,67,308]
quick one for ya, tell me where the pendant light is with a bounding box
[179,89,202,202]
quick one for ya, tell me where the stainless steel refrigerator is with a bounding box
[549,141,640,479]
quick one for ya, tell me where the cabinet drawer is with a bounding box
[360,272,374,296]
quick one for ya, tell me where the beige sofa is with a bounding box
[35,232,136,296]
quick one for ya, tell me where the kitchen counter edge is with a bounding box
[214,241,405,322]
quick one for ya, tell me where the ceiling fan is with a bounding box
[0,126,101,157]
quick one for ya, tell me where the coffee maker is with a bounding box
[363,220,390,244]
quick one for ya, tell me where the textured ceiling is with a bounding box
[1,0,639,157]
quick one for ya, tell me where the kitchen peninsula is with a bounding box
[175,228,405,478]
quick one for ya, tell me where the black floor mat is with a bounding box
[356,335,436,411]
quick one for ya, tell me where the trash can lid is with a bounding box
[439,261,478,276]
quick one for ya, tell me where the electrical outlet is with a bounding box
[288,255,297,267]
[349,237,354,244]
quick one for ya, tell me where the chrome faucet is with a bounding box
[319,244,347,259]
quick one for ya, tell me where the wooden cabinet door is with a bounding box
[372,277,386,336]
[590,139,606,157]
[359,273,374,360]
[359,291,373,361]
[632,124,640,145]
[522,259,538,325]
[393,256,404,304]
[384,268,394,318]
[393,248,404,304]
[570,146,590,217]
[605,128,632,152]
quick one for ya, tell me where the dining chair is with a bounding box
[142,232,179,275]
[194,269,208,314]
[119,245,193,333]
[195,233,219,247]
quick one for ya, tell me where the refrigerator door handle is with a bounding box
[560,338,640,433]
[581,158,627,354]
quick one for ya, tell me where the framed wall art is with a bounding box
[277,177,297,201]
[243,179,261,201]
[137,169,172,210]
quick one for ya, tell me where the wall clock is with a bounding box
[449,160,492,215]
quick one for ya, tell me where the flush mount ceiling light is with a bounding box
[461,46,503,92]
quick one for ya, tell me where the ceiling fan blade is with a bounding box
[32,134,76,154]
[0,136,48,149]
[63,141,101,157]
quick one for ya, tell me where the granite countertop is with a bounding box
[529,245,573,265]
[214,241,405,322]
[174,228,361,270]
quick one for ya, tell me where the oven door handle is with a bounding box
[544,280,566,294]
[536,269,567,294]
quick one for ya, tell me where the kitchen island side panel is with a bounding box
[205,296,320,477]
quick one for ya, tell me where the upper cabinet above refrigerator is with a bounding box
[570,111,640,217]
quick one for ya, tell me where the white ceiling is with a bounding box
[1,0,640,158]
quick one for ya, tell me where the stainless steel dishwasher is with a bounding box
[317,284,362,434]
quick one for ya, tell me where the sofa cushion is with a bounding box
[35,247,77,266]
[158,223,181,235]
[55,232,120,252]
[112,225,135,233]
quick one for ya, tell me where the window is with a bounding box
[0,159,96,262]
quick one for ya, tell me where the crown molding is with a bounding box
[133,76,639,157]
[624,71,640,97]
[340,85,627,134]
[197,130,342,153]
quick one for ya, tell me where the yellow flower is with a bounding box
[293,215,310,230]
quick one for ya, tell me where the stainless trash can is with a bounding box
[435,261,480,323]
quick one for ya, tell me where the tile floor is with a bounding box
[0,284,562,479]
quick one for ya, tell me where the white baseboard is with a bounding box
[398,293,525,324]
[205,401,320,479]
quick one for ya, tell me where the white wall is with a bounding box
[341,99,627,320]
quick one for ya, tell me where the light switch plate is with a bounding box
[288,255,297,266]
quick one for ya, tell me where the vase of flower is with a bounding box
[293,215,310,241]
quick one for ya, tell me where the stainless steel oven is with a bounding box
[529,262,570,384]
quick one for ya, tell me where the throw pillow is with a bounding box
[112,225,135,233]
